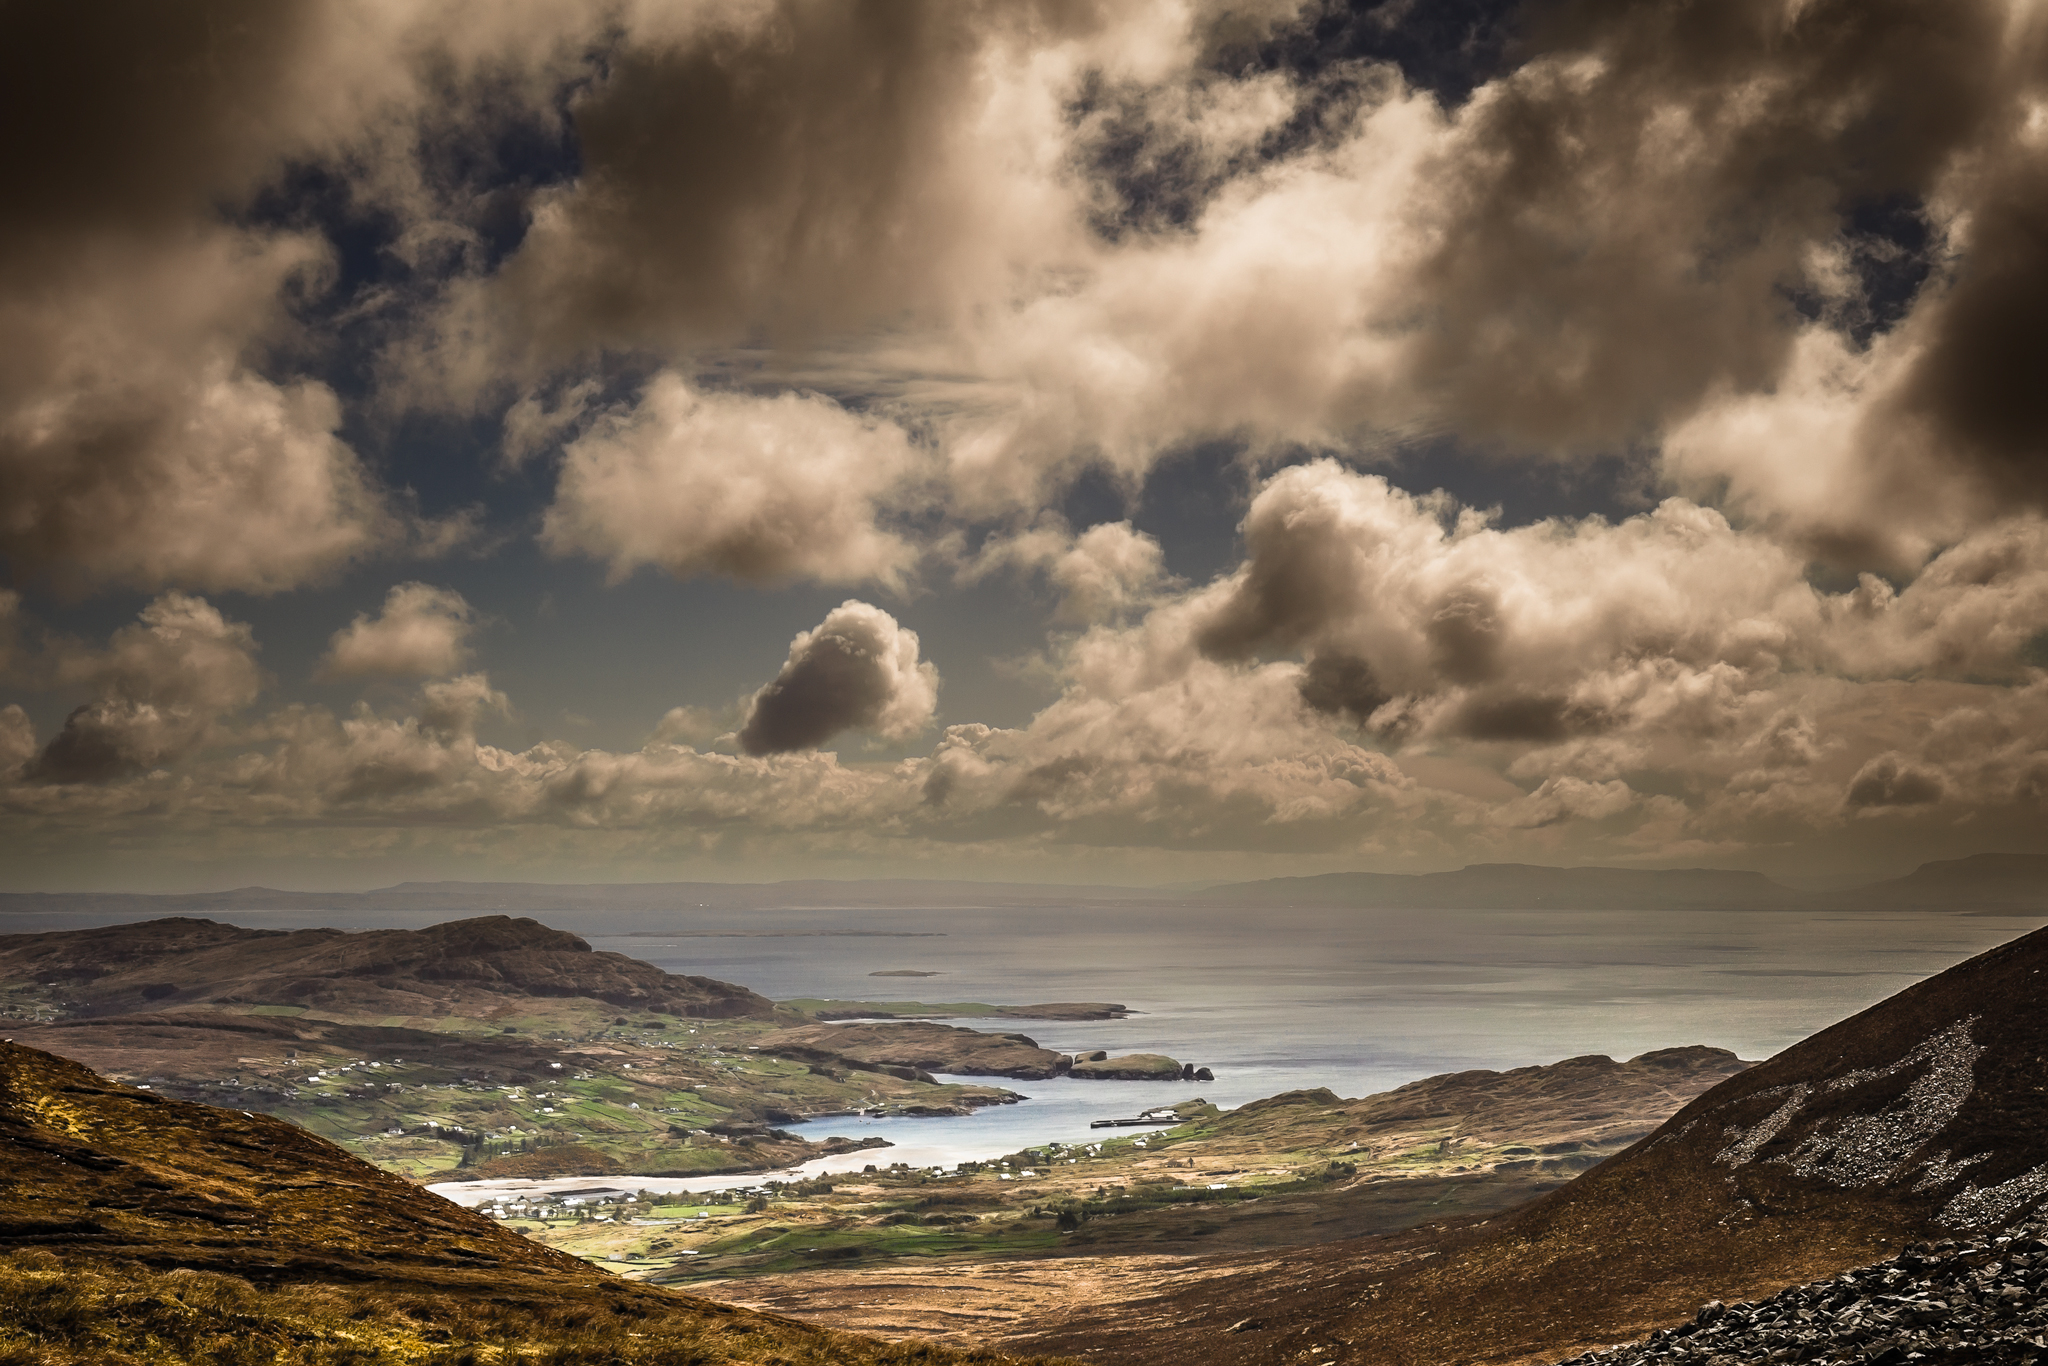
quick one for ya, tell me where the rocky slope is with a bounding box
[1023,918,2048,1366]
[0,1039,1046,1366]
[0,914,775,1020]
[1555,1219,2048,1366]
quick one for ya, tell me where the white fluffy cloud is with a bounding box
[1,534,2043,876]
[318,583,477,679]
[542,376,926,586]
[966,520,1168,622]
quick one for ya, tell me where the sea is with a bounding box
[424,902,2043,1208]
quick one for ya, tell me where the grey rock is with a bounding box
[1549,1216,2048,1366]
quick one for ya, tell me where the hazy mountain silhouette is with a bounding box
[2,854,2034,926]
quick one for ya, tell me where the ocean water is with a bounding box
[583,904,2039,1170]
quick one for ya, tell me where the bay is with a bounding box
[584,904,2038,1170]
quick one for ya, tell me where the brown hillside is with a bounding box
[0,914,775,1020]
[1026,919,2048,1366]
[0,1039,1048,1365]
[0,1036,594,1284]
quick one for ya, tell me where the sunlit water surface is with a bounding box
[436,905,2034,1203]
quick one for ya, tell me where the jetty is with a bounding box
[1090,1106,1182,1129]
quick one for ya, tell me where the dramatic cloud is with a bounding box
[0,227,402,593]
[27,593,264,783]
[542,376,926,585]
[5,2,2048,884]
[318,583,477,679]
[737,602,940,755]
[423,0,1223,376]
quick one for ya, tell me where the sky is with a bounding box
[1,0,2045,892]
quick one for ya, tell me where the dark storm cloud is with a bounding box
[1453,690,1612,743]
[1892,152,2048,511]
[1845,752,1946,810]
[1399,0,2013,453]
[737,602,939,756]
[1296,652,1389,726]
[0,2,309,239]
[1426,586,1504,685]
[1194,479,1374,661]
[480,0,1122,363]
[0,1,401,591]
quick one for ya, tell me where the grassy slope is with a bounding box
[0,1040,1059,1366]
[502,1049,1750,1283]
[7,1005,1021,1181]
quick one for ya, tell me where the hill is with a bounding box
[1852,851,2048,914]
[1013,916,2048,1365]
[0,1038,1046,1365]
[0,914,775,1021]
[0,916,1022,1181]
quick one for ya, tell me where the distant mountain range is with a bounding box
[1197,852,2048,912]
[1,853,2041,928]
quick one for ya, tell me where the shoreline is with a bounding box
[427,1137,1067,1205]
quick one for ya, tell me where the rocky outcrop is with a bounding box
[1555,1220,2048,1366]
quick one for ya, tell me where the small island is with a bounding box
[756,1024,1212,1083]
[782,997,1134,1022]
[1069,1051,1214,1081]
